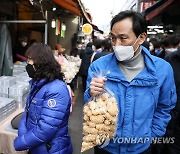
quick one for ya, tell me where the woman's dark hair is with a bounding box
[110,10,147,37]
[25,43,64,82]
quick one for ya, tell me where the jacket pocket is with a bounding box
[128,120,152,152]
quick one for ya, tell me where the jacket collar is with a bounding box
[106,46,158,86]
[29,79,47,93]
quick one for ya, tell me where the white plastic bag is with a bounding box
[81,71,119,152]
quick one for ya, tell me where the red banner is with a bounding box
[141,0,154,12]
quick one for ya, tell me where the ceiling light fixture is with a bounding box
[52,7,56,11]
[51,19,56,28]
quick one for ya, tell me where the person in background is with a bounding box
[92,38,112,62]
[55,44,67,64]
[55,44,75,112]
[70,47,80,57]
[13,36,28,62]
[163,35,179,56]
[84,10,177,154]
[149,38,157,55]
[90,39,102,62]
[149,38,165,59]
[14,43,73,154]
[76,41,84,50]
[160,38,180,154]
[79,42,93,92]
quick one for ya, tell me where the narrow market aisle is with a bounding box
[69,77,93,154]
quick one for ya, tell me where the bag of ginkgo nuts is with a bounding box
[81,89,119,152]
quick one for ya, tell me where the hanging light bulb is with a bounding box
[51,18,56,28]
[62,23,66,31]
[52,7,56,11]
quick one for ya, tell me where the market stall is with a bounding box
[0,108,27,154]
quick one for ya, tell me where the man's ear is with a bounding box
[138,33,147,45]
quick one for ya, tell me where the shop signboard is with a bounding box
[82,23,93,35]
[141,0,154,12]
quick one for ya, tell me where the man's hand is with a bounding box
[90,77,107,97]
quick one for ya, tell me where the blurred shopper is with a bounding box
[79,42,93,92]
[149,38,157,55]
[70,47,80,57]
[161,42,180,154]
[90,39,102,62]
[149,38,165,59]
[55,44,67,64]
[163,35,179,56]
[84,10,177,154]
[92,38,112,62]
[13,36,28,62]
[14,43,73,154]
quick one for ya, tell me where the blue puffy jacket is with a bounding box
[84,46,177,154]
[14,79,73,154]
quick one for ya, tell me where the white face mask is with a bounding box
[165,48,177,54]
[113,39,139,61]
[21,42,27,47]
[92,45,96,51]
[149,45,154,51]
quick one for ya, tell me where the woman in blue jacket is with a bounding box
[84,11,177,154]
[14,43,73,154]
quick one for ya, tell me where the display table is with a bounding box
[0,109,27,154]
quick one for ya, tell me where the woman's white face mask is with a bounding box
[113,38,139,61]
[21,41,27,47]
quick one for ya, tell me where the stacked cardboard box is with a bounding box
[0,97,16,122]
[0,76,16,97]
[9,83,30,108]
[0,76,30,109]
[13,63,26,76]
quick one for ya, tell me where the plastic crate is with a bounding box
[9,84,30,96]
[0,76,16,87]
[16,76,31,86]
[0,86,9,95]
[9,93,28,109]
[0,97,16,122]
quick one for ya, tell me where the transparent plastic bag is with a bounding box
[81,71,119,152]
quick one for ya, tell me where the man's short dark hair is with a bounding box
[163,35,180,47]
[93,39,102,49]
[110,10,147,37]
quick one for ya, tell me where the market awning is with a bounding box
[90,23,103,34]
[54,0,93,23]
[54,0,82,16]
[54,0,103,34]
[143,0,174,21]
